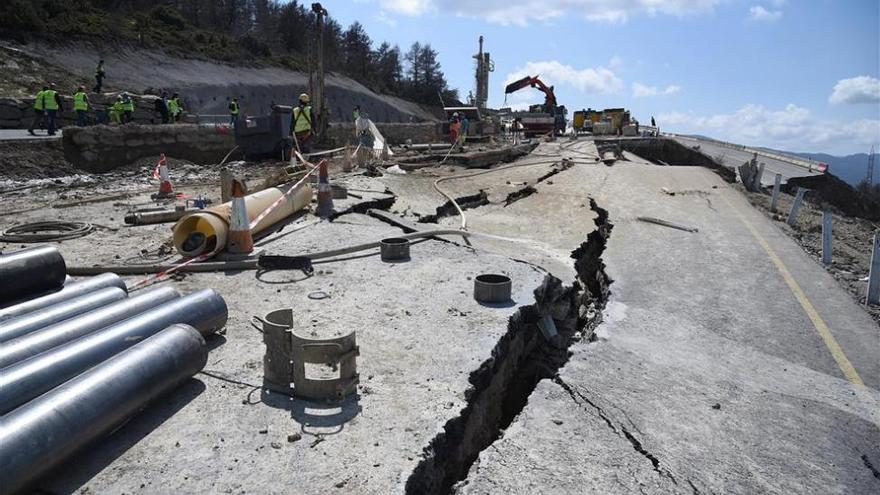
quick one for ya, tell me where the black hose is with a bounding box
[0,221,94,243]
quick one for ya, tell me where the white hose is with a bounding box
[432,157,594,230]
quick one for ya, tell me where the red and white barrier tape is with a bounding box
[248,154,322,230]
[130,151,323,290]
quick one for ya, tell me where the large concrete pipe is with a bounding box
[0,286,180,369]
[0,324,207,495]
[0,246,66,304]
[172,181,312,257]
[0,287,128,343]
[0,273,127,322]
[0,289,226,415]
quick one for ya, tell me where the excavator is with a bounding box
[504,75,567,136]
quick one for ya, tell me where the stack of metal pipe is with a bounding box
[0,246,228,495]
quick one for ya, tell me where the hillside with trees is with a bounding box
[0,0,459,106]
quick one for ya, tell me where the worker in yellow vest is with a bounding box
[73,86,90,127]
[291,93,313,154]
[228,97,240,127]
[110,96,124,124]
[27,85,48,136]
[168,93,183,123]
[42,84,61,136]
[121,93,135,124]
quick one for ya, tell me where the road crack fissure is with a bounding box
[404,197,613,495]
[553,375,704,494]
[418,190,490,224]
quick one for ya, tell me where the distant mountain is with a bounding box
[787,152,876,186]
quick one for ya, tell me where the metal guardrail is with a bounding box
[669,134,826,173]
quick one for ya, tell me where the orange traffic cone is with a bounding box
[315,161,334,218]
[153,155,175,199]
[226,179,254,254]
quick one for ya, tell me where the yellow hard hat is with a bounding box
[299,93,310,104]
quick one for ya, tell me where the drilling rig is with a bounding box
[473,36,493,111]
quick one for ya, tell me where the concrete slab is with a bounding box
[457,162,880,494]
[29,213,547,494]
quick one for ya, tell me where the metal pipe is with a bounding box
[0,289,226,415]
[0,287,128,343]
[0,275,72,310]
[0,246,66,304]
[124,207,199,226]
[0,287,180,369]
[0,273,127,322]
[171,181,312,257]
[0,324,207,495]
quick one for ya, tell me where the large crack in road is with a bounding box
[404,197,614,495]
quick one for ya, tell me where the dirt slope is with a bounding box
[1,41,438,123]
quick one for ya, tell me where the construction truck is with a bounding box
[572,107,632,135]
[572,108,602,133]
[504,75,567,137]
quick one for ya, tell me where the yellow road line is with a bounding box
[709,178,865,387]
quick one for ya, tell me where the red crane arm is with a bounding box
[504,75,557,108]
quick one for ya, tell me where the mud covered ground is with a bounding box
[742,185,879,323]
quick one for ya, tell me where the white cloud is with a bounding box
[379,0,432,16]
[748,5,783,21]
[632,82,681,97]
[375,11,399,27]
[378,0,718,25]
[504,60,623,95]
[829,76,880,105]
[658,104,880,154]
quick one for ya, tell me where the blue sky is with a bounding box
[325,0,879,154]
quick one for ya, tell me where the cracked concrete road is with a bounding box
[456,154,880,494]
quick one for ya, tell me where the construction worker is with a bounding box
[168,93,183,123]
[291,93,313,154]
[42,84,61,136]
[459,112,470,146]
[110,95,124,124]
[352,105,361,121]
[121,93,135,124]
[155,91,169,124]
[650,116,656,127]
[27,85,48,136]
[228,97,240,127]
[73,86,90,127]
[449,112,461,145]
[94,60,105,93]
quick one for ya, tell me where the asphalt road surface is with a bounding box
[453,141,879,494]
[0,129,62,141]
[672,135,824,186]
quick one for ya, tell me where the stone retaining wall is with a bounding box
[62,124,235,173]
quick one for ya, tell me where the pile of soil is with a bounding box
[786,173,880,221]
[0,140,77,181]
[742,185,879,323]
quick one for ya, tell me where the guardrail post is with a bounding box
[752,162,765,190]
[770,174,782,212]
[786,187,806,227]
[822,212,832,265]
[867,232,880,306]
